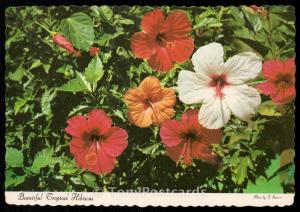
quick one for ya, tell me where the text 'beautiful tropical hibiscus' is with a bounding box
[124,76,176,128]
[178,42,262,129]
[160,109,222,166]
[65,109,128,174]
[256,58,295,104]
[131,9,194,72]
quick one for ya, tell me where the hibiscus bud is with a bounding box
[52,33,75,54]
[249,5,268,17]
[89,47,100,57]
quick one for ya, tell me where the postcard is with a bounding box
[5,5,295,206]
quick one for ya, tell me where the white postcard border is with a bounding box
[5,192,294,207]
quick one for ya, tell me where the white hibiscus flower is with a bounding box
[177,42,262,129]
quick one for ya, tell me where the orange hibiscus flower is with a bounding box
[124,76,176,128]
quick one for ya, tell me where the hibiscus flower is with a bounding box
[131,9,194,72]
[124,76,176,128]
[160,109,222,165]
[177,42,262,129]
[256,58,295,104]
[65,109,128,174]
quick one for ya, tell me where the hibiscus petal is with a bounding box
[128,105,153,128]
[148,46,173,72]
[271,86,295,104]
[124,88,145,107]
[167,38,194,63]
[96,148,116,174]
[160,120,184,147]
[225,52,262,85]
[262,60,284,80]
[283,58,295,76]
[199,97,231,129]
[256,82,278,96]
[181,109,201,129]
[190,142,217,165]
[156,88,176,108]
[141,9,165,35]
[162,11,192,40]
[139,76,163,102]
[200,127,223,145]
[192,42,224,77]
[69,138,88,156]
[131,32,154,59]
[101,127,128,157]
[223,85,261,120]
[69,138,91,170]
[87,109,112,134]
[151,88,176,125]
[165,141,186,164]
[65,115,88,138]
[178,70,214,104]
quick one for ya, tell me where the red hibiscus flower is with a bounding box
[65,109,128,174]
[256,58,295,104]
[89,47,100,57]
[52,33,75,54]
[131,9,194,72]
[160,110,222,166]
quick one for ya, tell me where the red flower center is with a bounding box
[156,33,167,44]
[181,130,200,141]
[275,74,293,89]
[209,74,228,97]
[156,33,174,48]
[83,129,105,143]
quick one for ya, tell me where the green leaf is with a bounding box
[118,18,134,25]
[82,173,97,188]
[75,71,92,92]
[9,63,25,81]
[137,143,160,156]
[235,36,269,56]
[60,12,95,51]
[84,55,104,86]
[230,6,245,25]
[242,7,262,32]
[29,59,43,70]
[14,97,29,115]
[59,157,78,175]
[41,88,57,118]
[5,169,26,188]
[6,148,24,168]
[235,157,248,185]
[57,78,85,92]
[244,155,283,193]
[112,109,126,122]
[257,100,282,116]
[31,148,55,174]
[99,6,113,23]
[70,176,84,185]
[68,105,92,116]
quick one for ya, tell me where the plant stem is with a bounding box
[35,21,54,35]
[266,10,276,58]
[247,80,266,85]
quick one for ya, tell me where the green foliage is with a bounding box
[31,148,56,174]
[60,12,95,51]
[5,5,295,193]
[6,148,24,168]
